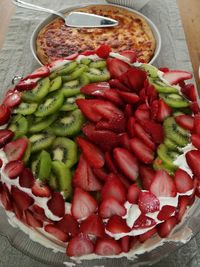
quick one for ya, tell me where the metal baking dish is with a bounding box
[30,3,161,66]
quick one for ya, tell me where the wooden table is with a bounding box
[0,0,199,90]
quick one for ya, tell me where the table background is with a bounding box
[0,0,200,266]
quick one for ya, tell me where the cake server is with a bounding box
[12,0,118,27]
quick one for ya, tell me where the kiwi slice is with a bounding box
[61,80,81,97]
[149,78,178,94]
[157,144,178,171]
[49,61,78,79]
[60,94,85,111]
[31,158,39,176]
[51,161,72,199]
[37,150,52,182]
[29,114,57,133]
[51,137,78,168]
[163,117,189,147]
[80,58,92,65]
[153,157,175,175]
[164,138,181,152]
[14,102,38,115]
[62,65,88,82]
[160,93,190,108]
[49,76,62,92]
[35,92,64,117]
[22,77,50,103]
[141,64,158,78]
[79,73,90,86]
[89,60,106,69]
[23,139,32,164]
[49,174,58,190]
[8,114,28,139]
[30,133,55,153]
[51,109,85,137]
[85,67,110,83]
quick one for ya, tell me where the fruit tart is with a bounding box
[0,45,200,262]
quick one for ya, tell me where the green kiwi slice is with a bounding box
[29,114,57,133]
[37,150,52,182]
[60,94,85,111]
[22,77,50,103]
[157,144,178,171]
[8,115,28,139]
[61,80,81,97]
[62,65,88,82]
[35,92,64,117]
[51,137,78,168]
[31,158,39,176]
[141,64,158,78]
[153,157,175,175]
[49,174,58,190]
[80,58,92,65]
[79,73,90,86]
[23,139,32,164]
[149,78,178,93]
[160,93,190,108]
[49,61,78,79]
[164,138,181,152]
[51,161,72,199]
[85,67,110,83]
[29,133,55,153]
[14,102,38,115]
[51,109,85,137]
[89,60,106,69]
[49,76,62,92]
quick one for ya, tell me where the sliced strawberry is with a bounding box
[127,184,141,204]
[113,147,139,181]
[25,210,43,228]
[80,50,95,56]
[174,168,194,193]
[175,115,194,131]
[96,44,111,59]
[150,170,177,197]
[99,197,126,218]
[193,115,200,134]
[120,236,130,252]
[106,215,130,234]
[157,217,177,238]
[11,186,34,211]
[32,180,51,197]
[76,137,104,169]
[139,165,155,190]
[103,89,125,106]
[106,58,130,78]
[129,138,154,164]
[0,159,2,168]
[28,66,50,79]
[139,227,157,243]
[119,133,131,151]
[73,155,102,191]
[135,104,150,122]
[56,214,79,236]
[109,78,130,91]
[71,187,97,220]
[133,214,156,229]
[186,150,200,177]
[4,137,28,161]
[120,50,137,63]
[15,79,37,91]
[45,224,68,242]
[105,152,118,174]
[150,100,159,120]
[95,237,122,255]
[124,104,133,118]
[0,129,14,148]
[92,167,108,181]
[140,120,164,144]
[138,192,160,214]
[32,204,50,222]
[156,98,172,122]
[163,70,192,85]
[0,183,13,211]
[101,173,126,203]
[146,83,158,104]
[191,101,200,114]
[4,160,24,179]
[181,83,197,102]
[117,91,140,104]
[67,234,94,256]
[157,205,176,221]
[12,201,23,220]
[191,134,200,150]
[76,99,102,122]
[47,192,65,218]
[19,168,35,188]
[159,67,169,73]
[3,90,21,108]
[80,214,105,238]
[81,82,110,96]
[95,114,126,133]
[0,104,10,125]
[134,122,156,150]
[127,117,136,138]
[175,196,189,222]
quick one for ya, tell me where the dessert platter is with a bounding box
[0,2,200,267]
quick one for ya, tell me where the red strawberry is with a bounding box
[80,214,105,238]
[106,58,130,78]
[127,116,136,137]
[133,214,156,229]
[150,170,177,197]
[150,100,159,120]
[67,234,94,256]
[47,192,65,218]
[3,90,21,108]
[106,215,130,234]
[119,133,131,151]
[134,122,156,150]
[139,165,155,190]
[159,67,169,73]
[174,168,194,193]
[56,214,79,236]
[25,210,43,228]
[135,104,150,122]
[80,50,94,56]
[140,120,164,144]
[181,83,197,102]
[80,82,110,96]
[96,44,111,59]
[32,204,50,222]
[101,173,126,203]
[4,137,28,161]
[0,183,13,211]
[99,197,126,218]
[130,138,154,164]
[191,101,200,114]
[146,83,158,104]
[117,91,140,104]
[19,168,35,188]
[139,227,157,243]
[76,99,102,122]
[127,184,141,204]
[0,129,14,148]
[120,50,137,63]
[15,79,37,91]
[138,192,160,214]
[191,134,200,150]
[124,104,133,118]
[45,224,68,242]
[95,237,122,255]
[175,115,194,131]
[175,196,189,222]
[92,167,108,181]
[157,205,176,221]
[113,147,139,181]
[102,89,124,105]
[4,160,24,179]
[105,152,118,174]
[157,217,177,238]
[11,186,34,211]
[0,159,2,168]
[71,187,97,220]
[0,104,10,125]
[163,70,192,85]
[28,66,50,79]
[76,137,105,169]
[95,114,126,134]
[109,79,130,91]
[32,180,51,197]
[120,236,130,252]
[193,115,200,134]
[186,150,200,177]
[156,99,172,122]
[12,201,23,220]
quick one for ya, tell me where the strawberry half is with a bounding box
[150,170,177,197]
[193,115,200,134]
[32,180,51,197]
[11,186,34,211]
[95,237,122,255]
[47,192,65,218]
[139,227,157,243]
[120,236,130,252]
[186,150,200,177]
[0,129,14,148]
[81,82,110,96]
[27,66,50,79]
[45,224,68,242]
[19,168,35,188]
[133,214,156,229]
[106,215,130,234]
[156,99,172,122]
[191,134,200,150]
[157,217,177,238]
[25,210,43,228]
[133,122,156,150]
[174,168,194,193]
[138,192,160,214]
[71,187,97,220]
[140,120,164,144]
[3,90,21,108]
[80,214,105,238]
[96,44,111,59]
[67,234,94,256]
[109,78,130,91]
[15,79,37,91]
[56,214,79,237]
[99,197,126,218]
[117,91,140,104]
[76,137,105,169]
[175,115,194,131]
[134,104,150,122]
[4,160,24,179]
[163,70,192,85]
[130,138,154,164]
[175,196,189,222]
[0,183,13,211]
[139,165,155,190]
[157,205,176,221]
[4,137,28,161]
[120,50,137,63]
[127,184,141,204]
[0,104,10,126]
[105,152,118,174]
[181,83,197,102]
[106,58,131,78]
